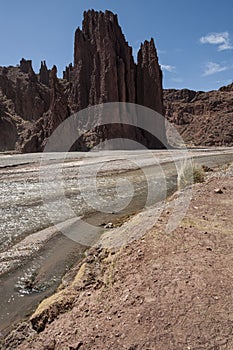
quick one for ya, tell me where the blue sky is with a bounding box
[0,0,233,91]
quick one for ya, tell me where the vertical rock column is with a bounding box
[137,39,166,147]
[72,10,136,111]
[137,38,163,114]
[69,10,166,149]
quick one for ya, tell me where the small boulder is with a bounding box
[214,188,223,194]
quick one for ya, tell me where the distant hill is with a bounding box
[164,84,233,147]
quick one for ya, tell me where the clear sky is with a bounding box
[0,0,233,91]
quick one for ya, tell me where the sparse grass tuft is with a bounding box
[178,162,205,190]
[192,166,205,183]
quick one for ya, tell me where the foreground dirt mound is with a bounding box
[3,166,233,350]
[164,84,233,146]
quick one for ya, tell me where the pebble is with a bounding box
[104,222,114,229]
[214,188,223,194]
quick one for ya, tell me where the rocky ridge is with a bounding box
[164,85,233,147]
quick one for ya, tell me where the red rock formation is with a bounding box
[19,58,35,76]
[137,39,163,114]
[69,10,165,149]
[0,63,51,152]
[44,65,70,136]
[63,63,73,82]
[20,65,70,152]
[39,61,50,87]
[70,10,137,111]
[164,85,233,146]
[0,10,165,152]
[0,62,50,122]
[2,10,232,152]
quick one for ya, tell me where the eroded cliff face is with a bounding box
[0,115,18,151]
[0,10,165,152]
[137,39,163,114]
[164,85,233,147]
[68,10,165,149]
[71,10,136,109]
[0,60,51,152]
[19,65,70,153]
[3,59,50,122]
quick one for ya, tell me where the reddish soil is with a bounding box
[2,166,233,350]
